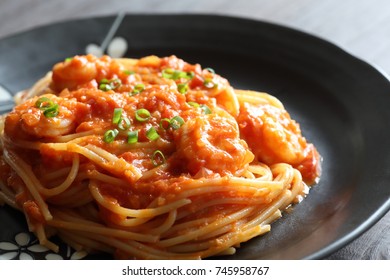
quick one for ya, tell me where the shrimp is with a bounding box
[51,55,99,92]
[213,86,240,118]
[237,102,320,184]
[175,113,254,176]
[4,94,89,139]
[51,54,129,92]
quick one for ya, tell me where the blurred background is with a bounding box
[1,0,390,73]
[0,0,389,260]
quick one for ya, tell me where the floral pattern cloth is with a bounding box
[0,232,87,260]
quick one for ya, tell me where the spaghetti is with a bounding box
[0,54,321,259]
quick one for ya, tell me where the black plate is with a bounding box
[1,14,390,260]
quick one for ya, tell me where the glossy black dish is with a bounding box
[0,14,389,260]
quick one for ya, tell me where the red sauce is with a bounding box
[3,54,321,215]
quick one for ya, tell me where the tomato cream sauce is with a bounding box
[4,54,320,188]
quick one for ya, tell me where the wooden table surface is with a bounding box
[0,0,389,260]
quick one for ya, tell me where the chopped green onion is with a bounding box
[204,67,215,74]
[65,57,73,62]
[123,70,135,75]
[118,116,131,130]
[99,78,122,91]
[160,118,171,130]
[146,127,160,141]
[200,105,212,114]
[127,130,138,144]
[130,83,145,95]
[187,102,211,114]
[35,97,54,110]
[203,78,215,89]
[135,84,145,91]
[161,68,182,79]
[173,71,188,80]
[162,68,194,80]
[112,108,130,130]
[170,116,185,130]
[186,72,195,79]
[151,150,166,166]
[177,83,189,94]
[135,109,151,122]
[161,68,173,79]
[187,101,200,108]
[99,84,108,91]
[112,108,123,124]
[43,104,59,118]
[103,129,119,143]
[99,84,110,91]
[110,79,122,88]
[160,116,185,130]
[35,97,59,118]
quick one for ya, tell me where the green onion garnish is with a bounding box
[127,130,138,144]
[201,105,212,114]
[151,150,166,166]
[35,97,54,110]
[135,109,151,122]
[204,67,215,74]
[177,83,189,94]
[159,116,185,130]
[187,101,200,108]
[188,102,211,114]
[111,79,122,88]
[112,108,123,124]
[203,78,215,89]
[123,70,135,75]
[99,84,110,91]
[43,104,59,118]
[118,116,131,130]
[170,116,185,130]
[135,83,145,91]
[186,72,195,79]
[99,78,122,91]
[103,129,119,143]
[65,57,73,62]
[161,68,173,79]
[160,118,171,130]
[35,97,59,118]
[162,68,194,80]
[146,127,160,141]
[130,83,145,95]
[112,108,130,130]
[99,84,108,91]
